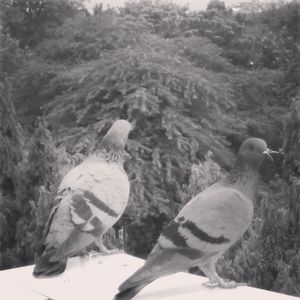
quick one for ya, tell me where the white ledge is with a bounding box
[0,253,298,300]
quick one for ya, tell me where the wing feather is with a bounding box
[159,186,253,254]
[42,160,130,260]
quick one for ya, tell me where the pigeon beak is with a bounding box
[130,120,136,131]
[126,120,136,141]
[263,148,281,162]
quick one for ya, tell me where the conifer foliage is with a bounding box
[0,81,24,268]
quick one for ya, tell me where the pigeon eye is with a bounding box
[249,144,254,151]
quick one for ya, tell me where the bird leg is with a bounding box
[95,241,111,254]
[89,239,123,257]
[200,262,246,289]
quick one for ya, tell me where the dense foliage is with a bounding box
[0,0,299,296]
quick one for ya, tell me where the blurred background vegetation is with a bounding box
[0,0,299,296]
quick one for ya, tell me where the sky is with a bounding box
[84,0,273,12]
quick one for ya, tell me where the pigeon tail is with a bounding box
[33,249,67,277]
[115,244,201,299]
[115,261,160,300]
[114,280,153,300]
[49,227,95,262]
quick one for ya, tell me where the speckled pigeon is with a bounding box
[33,120,132,277]
[115,138,279,299]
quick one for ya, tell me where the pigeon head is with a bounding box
[237,137,279,167]
[104,119,132,147]
[97,119,133,164]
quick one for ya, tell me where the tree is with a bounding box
[283,94,300,250]
[214,93,300,297]
[7,0,292,259]
[0,0,86,48]
[13,119,76,265]
[0,80,24,269]
[207,0,226,11]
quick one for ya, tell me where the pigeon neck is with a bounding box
[97,137,125,166]
[224,158,260,201]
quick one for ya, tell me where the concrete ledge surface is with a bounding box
[0,253,298,300]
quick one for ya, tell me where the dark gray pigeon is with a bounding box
[115,137,279,300]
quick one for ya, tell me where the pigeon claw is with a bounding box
[100,248,123,256]
[203,279,246,289]
[90,248,124,257]
[106,248,124,255]
[87,250,102,258]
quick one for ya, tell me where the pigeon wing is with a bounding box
[45,160,130,261]
[160,186,254,256]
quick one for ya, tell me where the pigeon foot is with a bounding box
[89,248,124,258]
[203,279,246,289]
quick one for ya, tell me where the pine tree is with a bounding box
[0,80,24,269]
[14,119,75,264]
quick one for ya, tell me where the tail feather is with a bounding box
[114,280,153,300]
[115,247,177,299]
[50,228,94,262]
[115,244,205,299]
[33,249,67,277]
[119,247,194,291]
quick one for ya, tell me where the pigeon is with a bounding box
[115,138,279,299]
[33,119,132,277]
